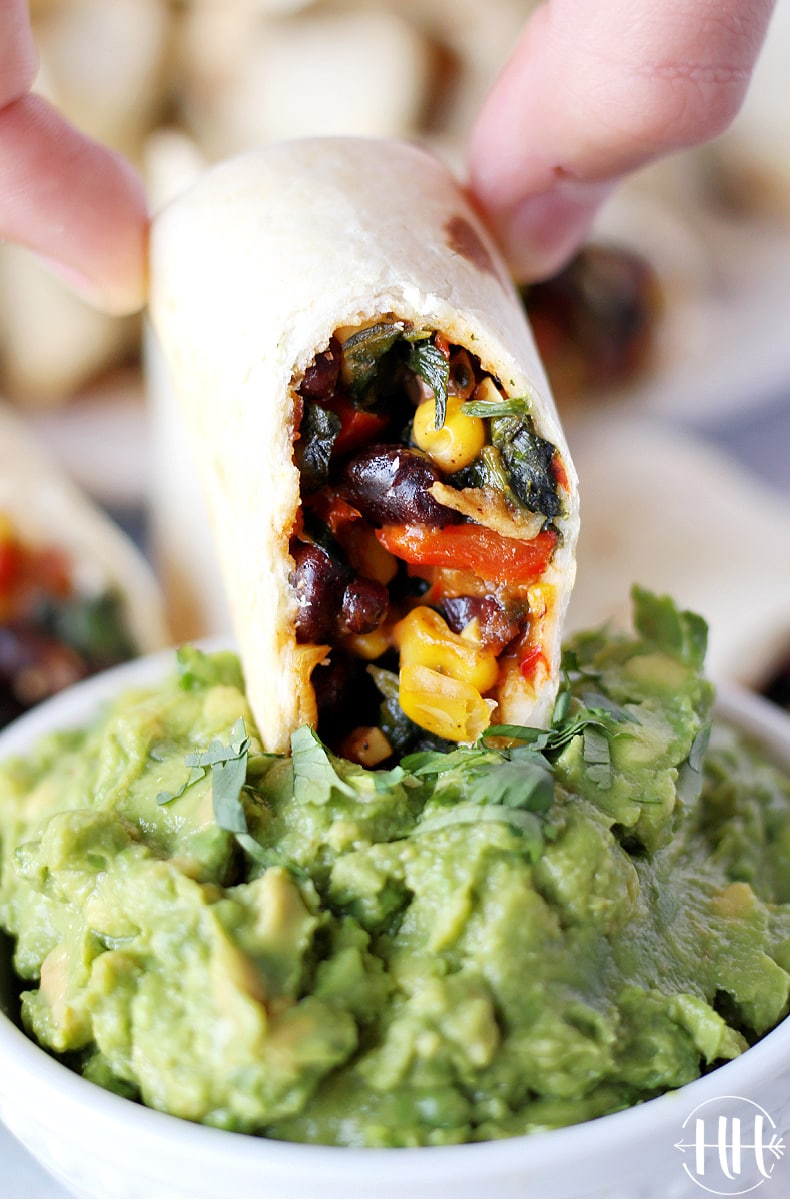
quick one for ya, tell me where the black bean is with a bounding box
[290,543,347,643]
[441,596,521,652]
[0,623,87,707]
[312,652,369,731]
[340,445,461,527]
[299,337,341,400]
[448,349,476,399]
[340,577,389,635]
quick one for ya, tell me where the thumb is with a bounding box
[0,95,149,315]
[468,0,776,282]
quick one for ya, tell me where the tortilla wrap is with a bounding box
[149,138,579,754]
[0,402,169,655]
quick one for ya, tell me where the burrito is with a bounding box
[149,138,579,758]
[0,403,170,725]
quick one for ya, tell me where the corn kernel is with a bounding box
[345,523,398,585]
[344,628,391,661]
[471,377,503,406]
[399,664,493,742]
[395,606,498,693]
[412,394,486,472]
[340,725,393,768]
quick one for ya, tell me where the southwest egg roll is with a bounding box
[149,138,579,757]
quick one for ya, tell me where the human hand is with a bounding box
[0,0,147,314]
[468,0,777,282]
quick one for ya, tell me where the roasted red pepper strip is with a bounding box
[305,488,361,535]
[376,523,557,586]
[324,395,390,457]
[519,645,549,682]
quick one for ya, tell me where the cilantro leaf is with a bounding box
[461,395,532,420]
[156,764,206,807]
[468,758,554,814]
[184,719,250,770]
[579,691,640,724]
[482,723,545,744]
[582,726,612,791]
[676,722,712,806]
[400,747,493,777]
[291,726,356,804]
[212,754,250,834]
[158,718,254,839]
[632,587,708,670]
[552,688,572,725]
[483,713,613,759]
[176,646,245,692]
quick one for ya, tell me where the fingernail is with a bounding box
[33,254,106,306]
[502,181,613,283]
[33,253,145,316]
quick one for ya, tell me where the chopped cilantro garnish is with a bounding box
[291,725,356,804]
[677,722,713,806]
[461,395,532,420]
[157,717,255,838]
[632,586,708,670]
[582,726,613,791]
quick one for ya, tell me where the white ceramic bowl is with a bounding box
[2,649,790,1200]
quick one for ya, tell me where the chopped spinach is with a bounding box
[408,339,450,429]
[449,444,520,507]
[367,665,452,759]
[299,510,346,563]
[341,322,406,402]
[294,402,341,493]
[490,416,561,518]
[35,590,136,667]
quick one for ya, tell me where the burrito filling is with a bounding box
[0,513,138,727]
[290,319,570,764]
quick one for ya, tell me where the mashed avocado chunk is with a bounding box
[1,592,790,1147]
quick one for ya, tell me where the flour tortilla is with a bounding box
[0,402,169,654]
[149,137,579,753]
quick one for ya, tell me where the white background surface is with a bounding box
[0,1121,68,1199]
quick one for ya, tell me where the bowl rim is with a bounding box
[1,646,790,1182]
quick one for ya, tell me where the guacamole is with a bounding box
[1,589,790,1147]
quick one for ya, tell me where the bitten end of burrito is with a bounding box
[149,138,579,759]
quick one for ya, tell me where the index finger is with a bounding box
[0,0,38,108]
[0,0,148,314]
[468,0,776,280]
